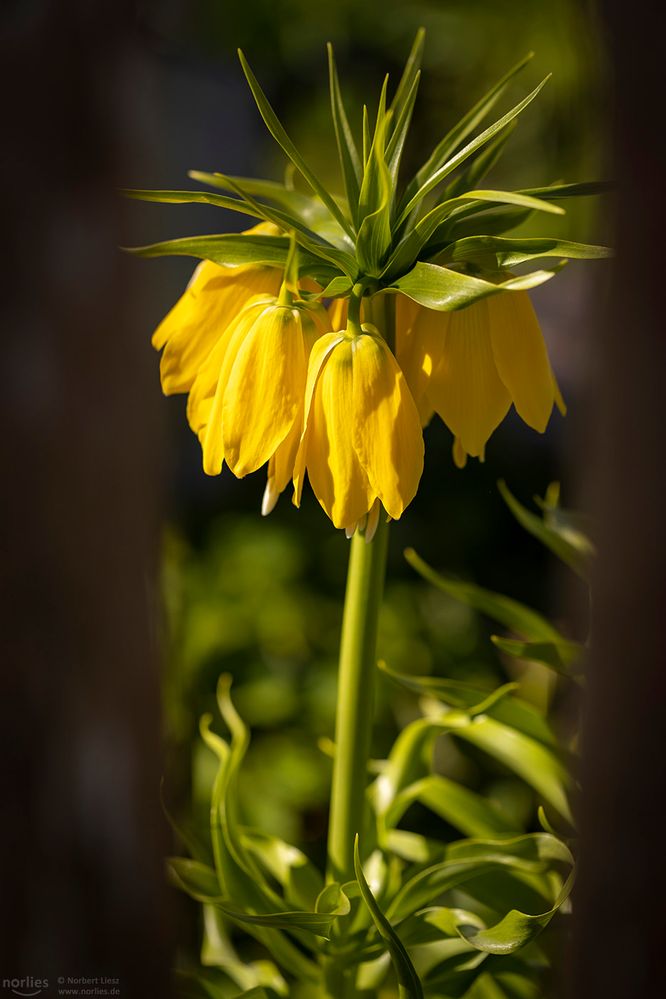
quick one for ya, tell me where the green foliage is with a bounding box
[166,482,587,997]
[125,32,608,308]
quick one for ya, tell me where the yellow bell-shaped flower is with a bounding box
[190,294,328,488]
[151,223,282,396]
[398,290,565,466]
[293,325,424,533]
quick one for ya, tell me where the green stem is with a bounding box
[326,515,389,884]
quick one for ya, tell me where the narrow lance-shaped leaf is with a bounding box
[400,52,534,214]
[404,548,564,642]
[391,261,564,312]
[124,234,336,284]
[354,837,425,999]
[189,170,336,229]
[389,27,425,123]
[386,70,421,186]
[498,481,594,581]
[238,49,355,240]
[357,110,393,274]
[438,236,612,271]
[397,75,551,225]
[327,44,362,223]
[491,635,585,678]
[383,189,564,279]
[442,123,517,200]
[436,180,612,243]
[214,172,358,276]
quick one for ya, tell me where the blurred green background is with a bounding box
[132,0,605,965]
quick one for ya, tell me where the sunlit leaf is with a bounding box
[404,549,564,642]
[238,50,355,239]
[498,481,594,581]
[327,44,362,222]
[401,53,534,216]
[398,75,550,224]
[354,837,425,999]
[391,261,562,311]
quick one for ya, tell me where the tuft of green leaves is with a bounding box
[125,30,609,308]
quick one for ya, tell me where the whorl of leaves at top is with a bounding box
[125,30,610,311]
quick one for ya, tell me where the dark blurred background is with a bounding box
[5,1,664,998]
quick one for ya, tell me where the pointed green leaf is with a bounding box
[188,170,332,229]
[400,53,535,214]
[404,548,564,643]
[387,834,570,924]
[386,70,421,185]
[498,481,594,581]
[442,125,517,200]
[384,190,564,279]
[389,27,425,123]
[241,830,324,911]
[126,232,289,266]
[398,75,551,224]
[357,112,393,274]
[457,869,575,954]
[354,837,424,999]
[491,635,585,678]
[238,50,354,239]
[390,261,561,312]
[378,662,556,746]
[124,232,334,282]
[211,173,358,276]
[386,775,515,839]
[440,236,611,271]
[327,44,362,222]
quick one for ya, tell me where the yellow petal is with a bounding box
[427,300,511,457]
[553,371,567,416]
[351,331,424,520]
[304,338,374,528]
[154,263,282,395]
[198,300,272,475]
[452,437,468,469]
[487,291,555,433]
[223,306,306,478]
[293,332,346,506]
[396,298,444,426]
[328,297,348,331]
[186,295,275,437]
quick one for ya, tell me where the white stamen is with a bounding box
[364,501,381,544]
[261,478,279,517]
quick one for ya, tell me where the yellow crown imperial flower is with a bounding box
[187,292,328,488]
[293,324,424,535]
[397,290,565,466]
[151,223,283,396]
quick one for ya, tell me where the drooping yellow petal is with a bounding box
[552,371,567,416]
[185,296,275,437]
[223,306,307,478]
[426,300,511,458]
[396,298,443,426]
[258,306,330,513]
[328,297,348,331]
[304,338,374,528]
[487,291,555,433]
[452,436,467,469]
[293,331,346,507]
[154,263,281,395]
[198,299,273,475]
[351,331,424,520]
